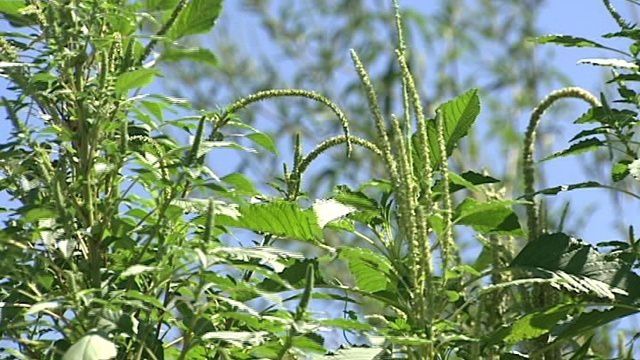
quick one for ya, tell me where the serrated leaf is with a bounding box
[160,46,218,65]
[413,89,480,171]
[115,68,156,94]
[534,34,608,49]
[511,233,640,301]
[63,334,117,360]
[167,0,223,40]
[550,307,639,344]
[486,305,575,345]
[338,247,394,293]
[612,160,631,182]
[455,198,522,235]
[522,181,602,198]
[541,138,603,161]
[574,107,637,125]
[216,200,323,242]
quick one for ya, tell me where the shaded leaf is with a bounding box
[534,34,608,49]
[541,138,603,161]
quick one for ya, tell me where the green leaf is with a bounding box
[222,173,258,196]
[247,132,278,155]
[551,307,639,344]
[160,46,218,65]
[167,0,223,40]
[413,89,480,171]
[534,34,609,49]
[455,198,522,235]
[216,200,323,242]
[575,107,637,125]
[316,318,373,332]
[338,247,395,293]
[612,160,631,182]
[63,334,117,360]
[541,137,603,161]
[522,181,602,198]
[511,233,640,301]
[0,0,26,16]
[333,185,383,225]
[115,68,157,94]
[487,305,575,345]
[444,170,500,194]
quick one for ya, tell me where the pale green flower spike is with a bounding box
[214,89,352,156]
[349,49,400,186]
[523,87,600,242]
[436,110,455,272]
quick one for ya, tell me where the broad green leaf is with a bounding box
[551,307,639,344]
[247,132,278,155]
[160,47,218,65]
[167,0,223,40]
[575,107,637,125]
[487,305,575,345]
[115,69,157,94]
[332,185,383,225]
[541,137,603,161]
[442,170,500,194]
[455,198,522,235]
[0,0,26,16]
[23,207,56,223]
[413,89,480,171]
[222,173,258,196]
[63,334,117,360]
[511,233,640,301]
[534,34,608,49]
[216,200,323,242]
[338,247,394,293]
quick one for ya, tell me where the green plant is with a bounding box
[1,0,640,360]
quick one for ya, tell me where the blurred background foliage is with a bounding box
[164,0,561,194]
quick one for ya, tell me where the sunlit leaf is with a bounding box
[167,0,223,40]
[115,68,157,94]
[455,198,522,235]
[216,200,323,242]
[338,247,395,293]
[63,334,117,360]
